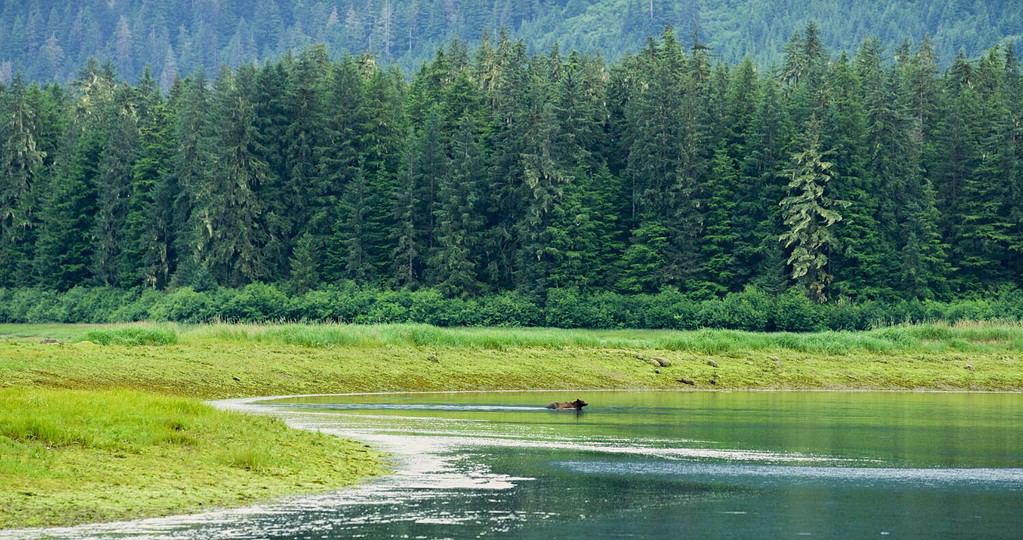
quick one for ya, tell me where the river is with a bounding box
[9,391,1023,539]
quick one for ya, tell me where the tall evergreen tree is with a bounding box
[34,62,115,290]
[429,74,486,296]
[0,78,46,286]
[195,67,270,287]
[283,46,329,249]
[90,85,139,286]
[318,58,366,282]
[780,115,847,302]
[515,56,571,296]
[124,69,176,288]
[169,72,216,289]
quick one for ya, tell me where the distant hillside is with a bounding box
[1,0,1021,86]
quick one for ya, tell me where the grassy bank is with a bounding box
[1,322,1021,530]
[0,388,381,530]
[2,322,1022,397]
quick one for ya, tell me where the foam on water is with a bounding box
[558,461,1023,488]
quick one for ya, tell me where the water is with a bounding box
[8,391,1023,539]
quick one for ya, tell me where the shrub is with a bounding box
[476,292,542,327]
[220,283,289,322]
[149,288,214,323]
[942,299,994,323]
[545,288,620,328]
[634,289,698,329]
[287,288,343,322]
[1,285,1021,330]
[23,289,67,323]
[407,289,471,326]
[773,289,826,332]
[109,289,164,322]
[990,287,1023,320]
[702,287,773,331]
[356,290,411,324]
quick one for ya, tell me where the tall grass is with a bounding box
[84,325,179,346]
[180,321,1023,354]
[0,388,208,453]
[6,320,1020,354]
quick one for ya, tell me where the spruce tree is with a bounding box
[700,147,740,294]
[197,67,270,287]
[780,115,847,302]
[516,57,570,296]
[824,53,885,299]
[169,72,217,289]
[284,46,329,247]
[742,79,791,293]
[91,85,139,286]
[334,164,374,283]
[125,69,176,288]
[0,78,45,286]
[34,62,116,290]
[356,67,406,281]
[289,232,320,293]
[429,75,486,297]
[251,61,291,279]
[392,135,421,288]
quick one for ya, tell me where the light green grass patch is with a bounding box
[0,388,382,529]
[83,326,179,346]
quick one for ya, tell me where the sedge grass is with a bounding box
[24,320,1018,354]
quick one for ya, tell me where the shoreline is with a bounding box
[234,387,1023,402]
[15,387,1023,537]
[2,321,1022,531]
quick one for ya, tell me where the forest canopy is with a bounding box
[0,24,1021,310]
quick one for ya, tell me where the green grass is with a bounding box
[2,322,1021,397]
[0,388,381,529]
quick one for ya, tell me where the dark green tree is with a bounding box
[780,115,847,302]
[0,78,46,286]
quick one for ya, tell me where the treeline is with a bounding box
[0,25,1022,306]
[2,1,1021,86]
[2,286,1021,331]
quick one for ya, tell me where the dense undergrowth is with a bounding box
[2,285,1022,332]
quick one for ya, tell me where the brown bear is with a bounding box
[546,398,588,410]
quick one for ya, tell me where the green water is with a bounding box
[264,391,1023,539]
[16,391,1023,539]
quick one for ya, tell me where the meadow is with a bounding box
[3,321,1022,397]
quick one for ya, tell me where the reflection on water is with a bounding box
[6,391,1023,539]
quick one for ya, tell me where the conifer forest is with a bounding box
[1,22,1022,325]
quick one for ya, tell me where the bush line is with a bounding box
[2,284,1022,332]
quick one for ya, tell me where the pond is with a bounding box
[16,391,1023,539]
